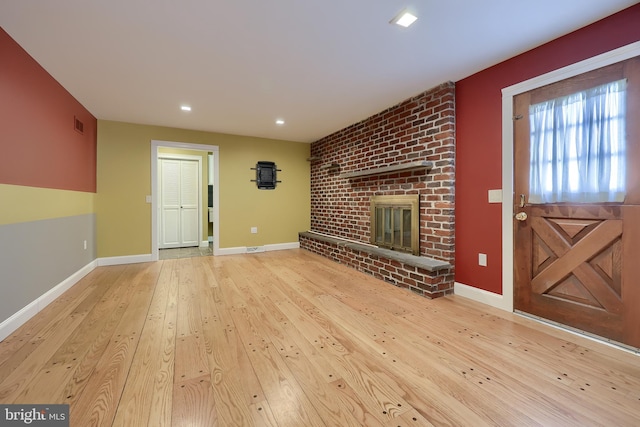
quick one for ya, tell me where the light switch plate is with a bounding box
[478,253,487,267]
[145,195,152,203]
[488,189,502,203]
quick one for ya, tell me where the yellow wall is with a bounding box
[158,147,210,242]
[97,120,310,257]
[0,184,95,225]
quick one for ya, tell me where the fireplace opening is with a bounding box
[370,195,419,255]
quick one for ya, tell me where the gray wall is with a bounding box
[0,214,96,323]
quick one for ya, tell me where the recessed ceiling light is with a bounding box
[180,105,191,111]
[390,9,418,28]
[275,119,285,125]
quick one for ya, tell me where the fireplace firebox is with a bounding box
[370,195,419,255]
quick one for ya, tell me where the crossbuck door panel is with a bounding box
[514,57,640,348]
[515,206,630,342]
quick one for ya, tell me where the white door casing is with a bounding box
[151,141,220,261]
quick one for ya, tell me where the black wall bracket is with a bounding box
[251,161,282,189]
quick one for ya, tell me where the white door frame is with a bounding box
[494,41,640,313]
[158,153,202,249]
[151,140,220,261]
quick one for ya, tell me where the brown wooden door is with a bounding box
[514,57,640,348]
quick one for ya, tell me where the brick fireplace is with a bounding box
[300,82,455,298]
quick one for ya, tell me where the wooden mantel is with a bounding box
[339,160,433,179]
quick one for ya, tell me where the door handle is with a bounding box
[515,212,528,221]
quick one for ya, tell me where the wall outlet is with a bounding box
[251,227,258,234]
[478,253,487,267]
[145,195,152,203]
[83,240,87,250]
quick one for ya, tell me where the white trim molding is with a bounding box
[498,41,640,313]
[265,242,300,251]
[97,254,154,266]
[454,281,511,311]
[217,242,300,256]
[0,260,97,341]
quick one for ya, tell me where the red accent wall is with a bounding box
[0,28,96,192]
[455,4,640,294]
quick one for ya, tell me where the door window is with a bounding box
[529,79,627,203]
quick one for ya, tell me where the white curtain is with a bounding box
[529,79,626,204]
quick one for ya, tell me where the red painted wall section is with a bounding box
[455,4,640,294]
[0,28,96,192]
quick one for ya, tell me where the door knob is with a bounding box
[515,212,528,221]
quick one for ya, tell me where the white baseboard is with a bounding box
[454,281,512,312]
[97,254,154,266]
[216,246,247,255]
[265,241,300,251]
[200,240,210,248]
[0,260,97,342]
[216,241,299,256]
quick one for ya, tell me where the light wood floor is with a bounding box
[1,250,639,426]
[159,244,213,260]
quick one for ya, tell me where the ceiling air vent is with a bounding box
[74,116,84,134]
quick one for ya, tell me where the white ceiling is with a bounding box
[1,1,637,143]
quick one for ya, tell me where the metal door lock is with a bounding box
[515,212,528,221]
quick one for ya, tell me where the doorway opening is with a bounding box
[151,140,220,261]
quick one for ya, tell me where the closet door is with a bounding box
[160,158,199,248]
[178,159,199,247]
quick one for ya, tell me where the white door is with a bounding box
[159,158,200,248]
